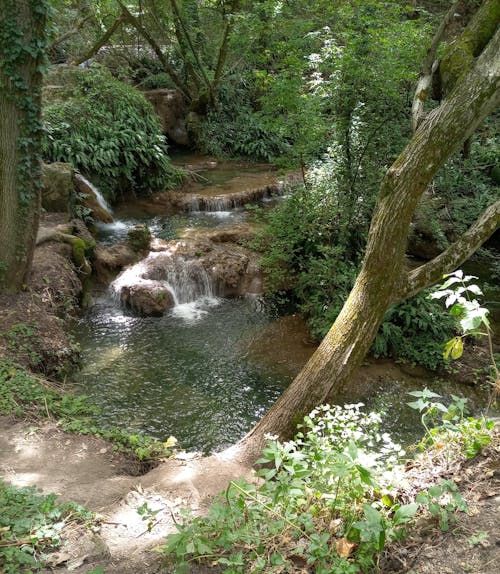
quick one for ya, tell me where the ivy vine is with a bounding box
[0,1,50,281]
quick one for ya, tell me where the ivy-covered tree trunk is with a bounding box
[231,17,500,463]
[0,0,48,292]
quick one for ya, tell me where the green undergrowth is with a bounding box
[162,399,494,573]
[0,359,175,462]
[42,65,185,200]
[0,480,93,574]
[253,182,456,371]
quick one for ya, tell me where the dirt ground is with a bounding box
[1,416,498,573]
[0,416,253,573]
[381,431,500,574]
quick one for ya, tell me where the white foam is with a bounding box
[170,297,221,323]
[95,220,128,232]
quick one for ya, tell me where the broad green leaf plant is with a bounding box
[430,270,499,407]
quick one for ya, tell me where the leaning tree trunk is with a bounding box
[231,23,500,463]
[0,1,48,292]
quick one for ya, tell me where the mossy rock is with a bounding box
[127,225,152,252]
[41,162,74,213]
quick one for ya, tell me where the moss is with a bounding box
[127,224,151,252]
[66,235,92,277]
[440,0,500,94]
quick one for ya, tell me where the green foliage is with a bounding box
[2,323,42,370]
[0,479,92,574]
[407,389,494,458]
[430,270,499,400]
[415,479,467,532]
[373,291,456,370]
[256,182,454,369]
[162,404,410,573]
[0,0,50,287]
[163,398,492,572]
[430,270,491,345]
[413,117,499,249]
[253,180,364,340]
[0,322,80,378]
[0,360,175,462]
[197,74,287,161]
[42,65,184,199]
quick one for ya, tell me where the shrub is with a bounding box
[0,481,93,574]
[373,292,456,371]
[197,74,287,161]
[163,400,490,572]
[43,65,184,200]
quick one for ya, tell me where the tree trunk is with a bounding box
[231,22,499,463]
[0,1,47,292]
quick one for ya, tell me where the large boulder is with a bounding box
[120,283,175,316]
[93,244,140,284]
[143,89,189,146]
[41,162,73,213]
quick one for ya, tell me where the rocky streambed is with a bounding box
[71,156,497,455]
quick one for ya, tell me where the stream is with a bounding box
[72,158,498,454]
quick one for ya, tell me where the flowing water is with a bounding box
[73,294,289,452]
[73,162,498,454]
[73,161,292,452]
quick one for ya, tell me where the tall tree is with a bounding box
[0,0,49,292]
[231,0,500,462]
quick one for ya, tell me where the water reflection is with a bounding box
[73,296,290,453]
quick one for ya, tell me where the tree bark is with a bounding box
[0,1,47,292]
[73,14,126,66]
[230,18,500,463]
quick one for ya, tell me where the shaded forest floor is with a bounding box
[0,415,498,573]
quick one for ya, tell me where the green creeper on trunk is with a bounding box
[0,0,49,292]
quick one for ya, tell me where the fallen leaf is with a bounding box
[336,537,356,558]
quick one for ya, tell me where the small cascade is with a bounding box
[182,184,284,212]
[110,247,219,319]
[158,258,215,305]
[74,173,114,222]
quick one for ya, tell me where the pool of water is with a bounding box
[75,157,498,455]
[73,295,290,453]
[95,210,246,246]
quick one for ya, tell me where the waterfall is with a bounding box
[74,173,113,215]
[111,248,219,320]
[182,184,284,212]
[159,258,215,305]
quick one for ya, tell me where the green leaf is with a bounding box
[393,503,418,525]
[443,337,463,360]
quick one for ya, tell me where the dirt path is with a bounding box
[0,416,252,573]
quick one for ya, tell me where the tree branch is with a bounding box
[412,0,461,131]
[117,1,191,100]
[399,199,500,300]
[169,0,211,93]
[213,14,234,91]
[50,14,94,49]
[72,14,126,66]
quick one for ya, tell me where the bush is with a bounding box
[0,481,92,574]
[197,74,287,161]
[163,401,490,572]
[43,66,184,200]
[373,292,456,370]
[412,117,499,249]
